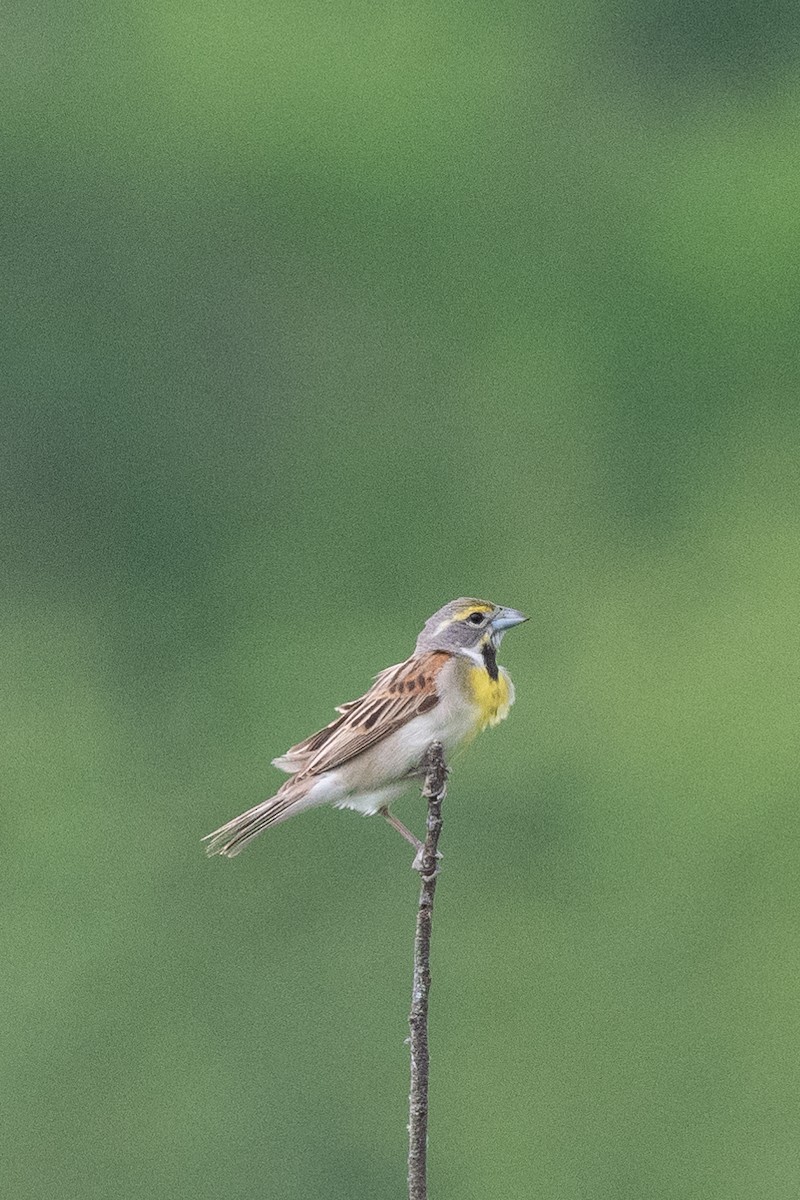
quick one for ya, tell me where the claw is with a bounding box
[411,847,443,875]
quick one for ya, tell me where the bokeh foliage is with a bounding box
[5,1,800,1196]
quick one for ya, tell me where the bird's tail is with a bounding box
[203,777,317,858]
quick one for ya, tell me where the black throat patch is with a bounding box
[482,640,499,681]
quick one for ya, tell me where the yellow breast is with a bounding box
[467,666,512,731]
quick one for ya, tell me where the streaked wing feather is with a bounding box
[275,651,450,777]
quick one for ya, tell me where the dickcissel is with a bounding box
[203,598,527,861]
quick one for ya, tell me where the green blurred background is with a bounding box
[5,2,800,1196]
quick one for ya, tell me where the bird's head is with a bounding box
[415,598,528,658]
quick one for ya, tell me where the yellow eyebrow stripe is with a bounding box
[452,603,492,621]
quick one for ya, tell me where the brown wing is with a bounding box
[272,651,450,778]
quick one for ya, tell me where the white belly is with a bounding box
[312,689,479,815]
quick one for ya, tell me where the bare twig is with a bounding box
[407,742,448,1200]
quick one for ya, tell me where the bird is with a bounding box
[203,597,527,863]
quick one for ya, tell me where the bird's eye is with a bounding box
[467,612,484,625]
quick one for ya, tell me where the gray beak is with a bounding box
[490,607,528,632]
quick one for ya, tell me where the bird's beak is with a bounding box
[490,607,528,632]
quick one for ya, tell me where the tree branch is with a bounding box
[407,741,448,1200]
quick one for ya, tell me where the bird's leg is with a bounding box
[379,807,442,873]
[380,807,423,852]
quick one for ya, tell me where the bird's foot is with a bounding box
[411,846,444,876]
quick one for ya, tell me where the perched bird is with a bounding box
[203,597,527,862]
